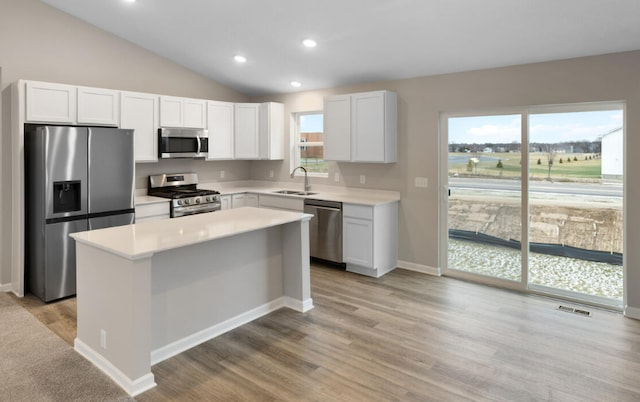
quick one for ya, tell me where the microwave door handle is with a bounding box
[196,135,201,154]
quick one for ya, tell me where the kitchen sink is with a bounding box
[272,190,317,196]
[273,190,302,195]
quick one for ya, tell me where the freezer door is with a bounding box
[33,219,88,302]
[88,127,135,213]
[42,126,88,220]
[89,212,135,230]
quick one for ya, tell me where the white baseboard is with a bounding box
[150,297,291,365]
[624,305,640,320]
[0,283,12,292]
[284,296,314,312]
[74,338,156,396]
[397,260,441,276]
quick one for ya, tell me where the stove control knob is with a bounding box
[185,199,190,205]
[206,196,212,202]
[196,198,201,204]
[177,200,183,206]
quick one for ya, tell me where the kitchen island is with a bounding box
[70,207,313,396]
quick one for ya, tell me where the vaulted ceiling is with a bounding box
[41,0,640,96]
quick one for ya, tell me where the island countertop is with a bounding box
[71,207,311,260]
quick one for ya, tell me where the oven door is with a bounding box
[159,128,209,158]
[172,203,221,218]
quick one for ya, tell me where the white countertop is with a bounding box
[135,195,170,205]
[71,207,311,260]
[200,184,401,206]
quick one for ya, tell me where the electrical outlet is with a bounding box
[269,170,274,178]
[334,172,340,182]
[360,175,366,185]
[100,329,107,349]
[220,170,225,179]
[415,177,429,188]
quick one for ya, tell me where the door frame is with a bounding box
[438,102,626,309]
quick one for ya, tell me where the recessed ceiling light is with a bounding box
[290,81,302,88]
[123,0,136,3]
[234,55,247,63]
[302,39,317,48]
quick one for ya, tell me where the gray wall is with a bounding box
[253,50,640,312]
[0,0,251,286]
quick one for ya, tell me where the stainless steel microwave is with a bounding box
[158,128,209,159]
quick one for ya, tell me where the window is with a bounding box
[292,112,327,176]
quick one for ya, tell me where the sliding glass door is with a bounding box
[445,114,523,285]
[442,104,624,307]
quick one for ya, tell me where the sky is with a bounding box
[449,110,623,144]
[300,113,323,132]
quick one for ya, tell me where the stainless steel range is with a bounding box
[147,173,221,218]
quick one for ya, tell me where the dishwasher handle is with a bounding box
[304,199,342,210]
[307,204,341,212]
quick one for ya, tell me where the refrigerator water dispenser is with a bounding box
[53,181,81,213]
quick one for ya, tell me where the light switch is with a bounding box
[415,177,428,188]
[360,175,366,184]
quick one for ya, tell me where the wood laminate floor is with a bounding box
[15,264,640,401]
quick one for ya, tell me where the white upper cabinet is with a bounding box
[25,81,77,123]
[207,101,234,160]
[351,91,396,162]
[120,91,159,163]
[183,98,207,128]
[159,96,206,128]
[323,94,351,161]
[259,102,284,160]
[324,90,397,163]
[77,86,120,126]
[234,103,260,159]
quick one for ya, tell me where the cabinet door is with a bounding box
[183,98,207,128]
[220,195,232,210]
[351,92,385,162]
[246,193,259,207]
[159,96,183,127]
[234,103,260,159]
[259,102,284,160]
[343,217,373,268]
[25,81,77,123]
[323,94,351,161]
[231,193,246,208]
[207,101,234,160]
[77,87,119,126]
[121,91,159,163]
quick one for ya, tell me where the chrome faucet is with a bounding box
[290,166,310,193]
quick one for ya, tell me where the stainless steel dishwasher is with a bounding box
[304,199,343,263]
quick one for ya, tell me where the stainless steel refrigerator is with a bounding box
[25,125,135,302]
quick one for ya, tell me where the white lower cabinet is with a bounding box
[220,195,232,210]
[246,193,259,207]
[136,202,170,223]
[221,193,259,209]
[343,202,398,277]
[231,193,246,208]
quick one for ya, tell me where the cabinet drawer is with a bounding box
[136,202,170,219]
[343,204,373,220]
